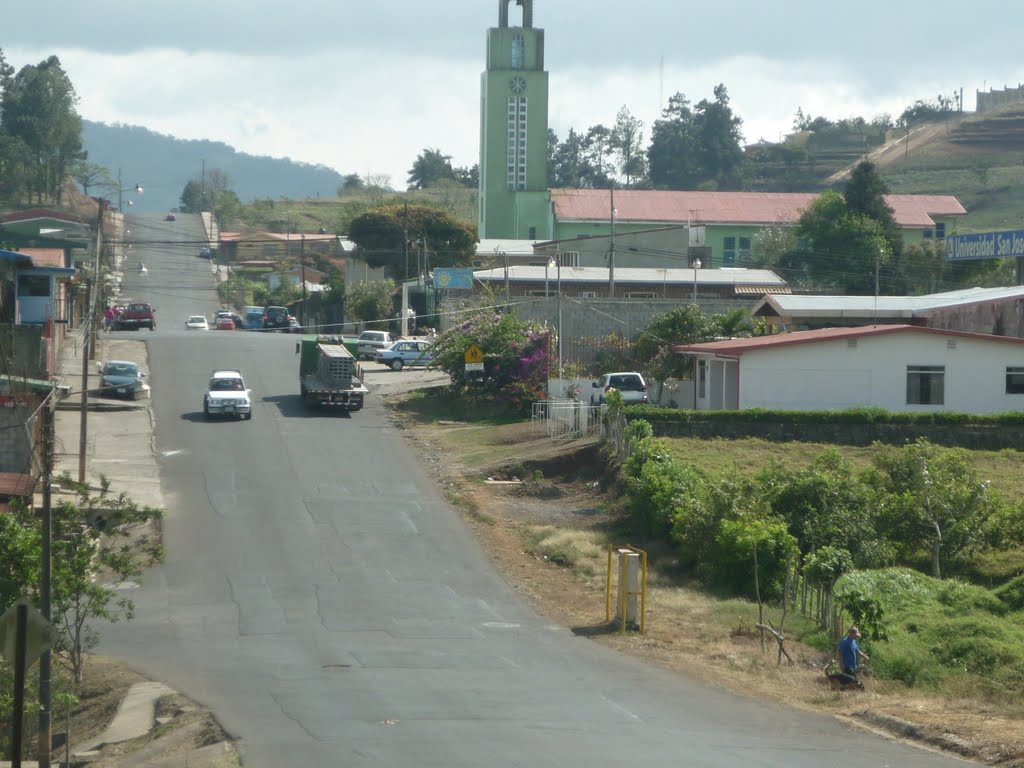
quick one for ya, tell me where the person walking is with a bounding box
[838,626,869,679]
[103,305,115,332]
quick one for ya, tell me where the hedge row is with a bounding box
[623,405,1024,426]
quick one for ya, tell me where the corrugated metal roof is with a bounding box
[674,324,1024,356]
[753,286,1024,318]
[550,189,966,228]
[473,265,787,286]
[477,239,539,255]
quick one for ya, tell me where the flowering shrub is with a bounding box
[432,311,550,415]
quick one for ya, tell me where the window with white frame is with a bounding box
[577,291,597,298]
[906,365,945,405]
[560,251,580,267]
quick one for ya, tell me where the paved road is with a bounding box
[96,213,966,766]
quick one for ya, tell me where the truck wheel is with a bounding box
[391,359,404,371]
[149,323,155,331]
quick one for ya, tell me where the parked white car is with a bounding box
[203,370,253,420]
[375,339,434,371]
[590,372,649,405]
[356,330,394,360]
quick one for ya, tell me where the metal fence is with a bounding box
[531,400,604,440]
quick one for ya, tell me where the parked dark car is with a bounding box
[262,306,290,331]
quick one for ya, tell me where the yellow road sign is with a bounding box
[464,344,484,364]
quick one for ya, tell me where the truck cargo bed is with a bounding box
[301,375,368,410]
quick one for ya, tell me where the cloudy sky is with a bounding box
[6,1,1024,190]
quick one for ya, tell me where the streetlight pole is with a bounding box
[300,235,307,329]
[692,258,702,303]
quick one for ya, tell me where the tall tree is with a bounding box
[549,128,595,188]
[1,56,84,204]
[610,106,647,187]
[691,84,746,190]
[583,125,613,187]
[647,92,699,189]
[407,148,456,190]
[843,160,902,261]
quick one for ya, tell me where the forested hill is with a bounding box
[82,121,349,213]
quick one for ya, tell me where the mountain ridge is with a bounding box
[82,120,350,214]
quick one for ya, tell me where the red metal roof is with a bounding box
[0,471,36,498]
[18,248,66,267]
[674,324,1024,357]
[551,190,966,229]
[0,208,83,225]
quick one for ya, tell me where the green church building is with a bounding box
[478,0,551,241]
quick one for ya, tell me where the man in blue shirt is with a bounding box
[838,626,869,678]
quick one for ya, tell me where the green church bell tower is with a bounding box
[479,0,551,240]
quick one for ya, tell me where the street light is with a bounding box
[692,258,702,303]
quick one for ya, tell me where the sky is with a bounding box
[6,0,1024,192]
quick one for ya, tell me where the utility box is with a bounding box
[614,549,641,628]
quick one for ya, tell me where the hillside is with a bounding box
[81,121,350,214]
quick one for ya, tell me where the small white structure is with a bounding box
[675,325,1024,414]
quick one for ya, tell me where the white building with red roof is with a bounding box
[674,325,1024,414]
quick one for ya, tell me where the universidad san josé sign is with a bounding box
[946,230,1024,261]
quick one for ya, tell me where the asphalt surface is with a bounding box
[89,213,967,767]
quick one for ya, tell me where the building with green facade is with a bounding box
[478,0,550,241]
[476,3,966,267]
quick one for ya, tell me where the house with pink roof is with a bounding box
[545,189,965,269]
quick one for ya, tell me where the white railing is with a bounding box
[531,400,603,440]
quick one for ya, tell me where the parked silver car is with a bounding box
[375,339,434,371]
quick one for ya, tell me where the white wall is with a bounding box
[735,331,1024,414]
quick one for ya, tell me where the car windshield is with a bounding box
[104,363,138,376]
[188,316,206,323]
[211,379,244,391]
[360,332,386,341]
[128,304,149,312]
[609,375,643,390]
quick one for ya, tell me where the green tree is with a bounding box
[647,92,698,189]
[346,279,396,325]
[610,106,647,187]
[583,125,613,186]
[347,203,477,280]
[866,439,1000,579]
[782,190,888,293]
[749,221,798,268]
[70,160,114,198]
[407,148,456,189]
[339,174,364,194]
[179,169,233,214]
[549,128,597,188]
[844,160,902,263]
[1,55,84,204]
[0,475,163,683]
[453,164,479,188]
[691,84,746,190]
[634,305,715,363]
[710,307,752,337]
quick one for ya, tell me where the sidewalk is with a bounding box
[51,327,163,511]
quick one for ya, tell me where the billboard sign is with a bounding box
[946,230,1024,261]
[434,268,474,289]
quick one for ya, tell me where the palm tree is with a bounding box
[711,308,752,338]
[407,148,455,190]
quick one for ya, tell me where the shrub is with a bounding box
[704,516,798,600]
[995,574,1024,611]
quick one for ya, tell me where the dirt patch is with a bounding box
[392,408,1024,767]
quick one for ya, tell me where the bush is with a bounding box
[704,516,798,600]
[995,574,1024,611]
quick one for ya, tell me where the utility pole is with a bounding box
[403,201,410,280]
[608,186,616,297]
[875,248,882,320]
[38,397,55,768]
[300,235,307,329]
